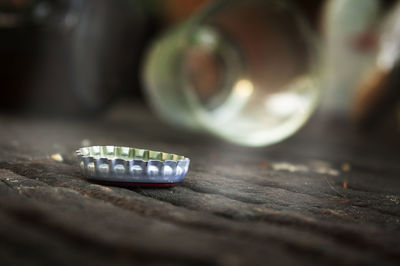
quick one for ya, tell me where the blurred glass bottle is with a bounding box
[351,0,400,128]
[321,0,397,114]
[144,0,320,146]
[321,0,400,132]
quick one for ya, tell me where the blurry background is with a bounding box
[0,0,399,145]
[0,0,211,115]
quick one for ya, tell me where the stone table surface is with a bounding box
[0,104,399,266]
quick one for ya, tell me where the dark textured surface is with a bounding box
[0,103,399,266]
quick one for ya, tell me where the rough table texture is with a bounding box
[0,104,399,266]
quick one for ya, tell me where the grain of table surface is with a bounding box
[0,104,399,266]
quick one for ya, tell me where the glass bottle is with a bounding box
[144,0,320,146]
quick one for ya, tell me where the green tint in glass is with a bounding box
[144,0,320,146]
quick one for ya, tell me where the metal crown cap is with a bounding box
[76,145,190,184]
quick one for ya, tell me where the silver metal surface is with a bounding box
[76,146,190,184]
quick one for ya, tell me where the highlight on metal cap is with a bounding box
[76,145,190,187]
